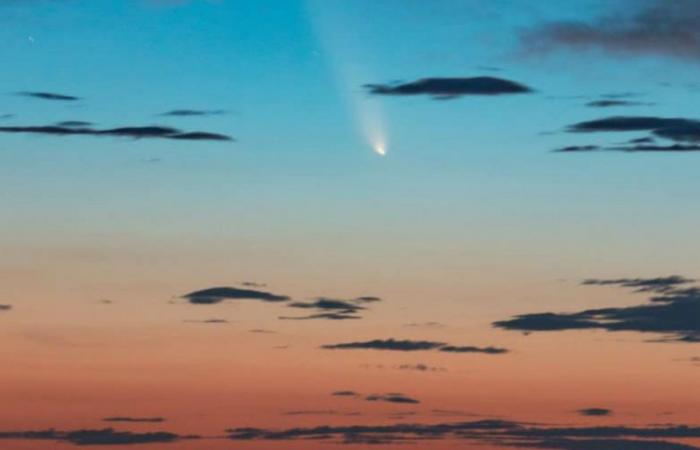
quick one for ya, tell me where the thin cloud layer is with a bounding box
[159,109,227,117]
[18,91,79,101]
[0,124,233,141]
[102,417,166,423]
[333,390,420,405]
[321,338,508,354]
[568,117,700,142]
[182,286,290,304]
[586,100,651,108]
[281,296,381,321]
[365,76,533,99]
[554,144,700,153]
[494,276,700,343]
[521,0,700,62]
[183,318,229,324]
[0,428,195,446]
[365,393,420,404]
[582,276,693,293]
[332,391,359,397]
[396,363,446,372]
[577,408,612,417]
[227,419,700,448]
[557,116,700,153]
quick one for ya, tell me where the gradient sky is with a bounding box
[1,1,699,449]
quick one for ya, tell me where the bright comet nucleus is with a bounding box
[373,143,387,156]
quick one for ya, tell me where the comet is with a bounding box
[307,0,390,158]
[374,144,386,156]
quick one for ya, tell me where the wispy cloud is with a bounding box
[18,91,79,101]
[521,0,700,62]
[227,419,700,448]
[159,109,227,117]
[322,338,508,354]
[103,417,166,423]
[0,124,233,141]
[281,296,381,321]
[577,408,612,417]
[365,393,420,404]
[0,428,196,446]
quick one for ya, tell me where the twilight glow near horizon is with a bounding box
[0,1,699,450]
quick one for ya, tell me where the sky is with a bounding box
[0,0,699,449]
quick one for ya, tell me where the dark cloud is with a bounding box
[102,417,165,423]
[241,281,267,288]
[332,391,359,397]
[0,428,195,446]
[439,345,509,354]
[521,0,700,62]
[0,124,233,142]
[582,276,694,293]
[182,286,290,305]
[168,131,232,141]
[1,114,15,119]
[555,144,700,153]
[0,304,11,311]
[568,117,699,136]
[322,338,508,354]
[322,338,445,351]
[226,419,700,448]
[577,408,612,417]
[279,312,363,321]
[553,145,600,153]
[18,91,79,101]
[226,419,520,443]
[568,116,700,143]
[184,318,229,324]
[508,437,698,450]
[629,137,656,144]
[281,296,380,321]
[365,393,420,405]
[248,328,275,334]
[365,76,533,99]
[494,276,700,343]
[333,390,420,405]
[586,100,651,108]
[288,298,364,312]
[558,116,700,153]
[159,109,226,117]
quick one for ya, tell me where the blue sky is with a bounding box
[3,0,700,274]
